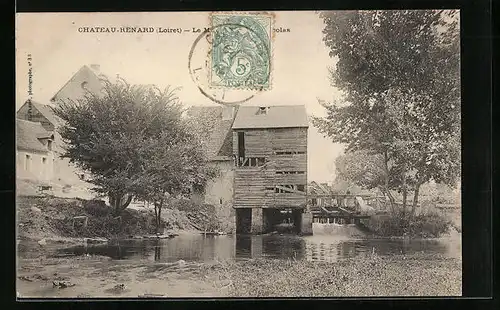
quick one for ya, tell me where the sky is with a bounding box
[15,11,345,183]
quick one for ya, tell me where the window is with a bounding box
[257,158,266,166]
[237,157,266,167]
[276,171,305,175]
[237,132,245,159]
[275,151,306,155]
[42,157,47,164]
[274,184,306,194]
[250,158,257,167]
[24,154,31,171]
[81,81,88,90]
[47,140,53,151]
[219,198,223,205]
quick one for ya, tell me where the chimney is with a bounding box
[257,106,269,115]
[222,105,235,120]
[90,64,100,72]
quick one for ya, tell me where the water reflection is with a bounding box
[53,233,460,263]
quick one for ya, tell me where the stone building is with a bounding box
[185,105,237,233]
[16,64,105,189]
[16,119,55,182]
[50,64,105,104]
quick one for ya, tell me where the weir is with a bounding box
[235,207,313,235]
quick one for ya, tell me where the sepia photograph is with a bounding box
[15,10,461,298]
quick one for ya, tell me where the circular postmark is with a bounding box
[188,15,272,105]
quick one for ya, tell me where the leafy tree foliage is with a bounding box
[313,10,460,215]
[54,78,216,222]
[335,151,386,191]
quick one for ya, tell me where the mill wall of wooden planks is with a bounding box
[232,127,308,209]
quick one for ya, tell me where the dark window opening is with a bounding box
[265,187,275,191]
[47,140,53,151]
[219,198,223,205]
[238,132,245,160]
[237,157,266,167]
[24,154,31,171]
[275,151,306,155]
[250,158,257,166]
[311,198,317,205]
[276,171,305,175]
[274,184,306,194]
[42,157,47,164]
[257,158,266,166]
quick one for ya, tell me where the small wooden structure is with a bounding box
[307,184,385,224]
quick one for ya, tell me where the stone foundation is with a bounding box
[251,208,263,234]
[300,212,313,235]
[251,236,263,257]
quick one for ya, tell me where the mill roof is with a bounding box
[231,105,309,129]
[17,119,53,153]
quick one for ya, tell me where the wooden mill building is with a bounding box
[231,105,311,234]
[187,104,312,235]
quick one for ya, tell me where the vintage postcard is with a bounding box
[15,10,461,298]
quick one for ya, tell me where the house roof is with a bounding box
[185,105,237,160]
[17,119,53,153]
[50,65,105,102]
[232,105,309,129]
[30,100,59,126]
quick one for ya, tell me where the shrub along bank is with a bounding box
[362,208,452,238]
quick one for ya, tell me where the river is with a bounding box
[18,228,461,298]
[51,230,461,263]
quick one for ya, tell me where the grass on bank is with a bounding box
[200,253,462,297]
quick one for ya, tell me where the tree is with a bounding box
[134,127,218,234]
[54,77,215,219]
[313,10,460,216]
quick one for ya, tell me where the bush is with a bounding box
[83,199,111,217]
[409,211,451,238]
[168,198,223,231]
[365,209,451,238]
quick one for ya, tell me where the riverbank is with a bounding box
[17,252,461,297]
[16,195,461,297]
[17,195,201,244]
[219,254,461,297]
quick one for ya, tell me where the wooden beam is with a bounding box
[275,185,307,196]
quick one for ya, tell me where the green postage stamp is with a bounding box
[209,13,273,90]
